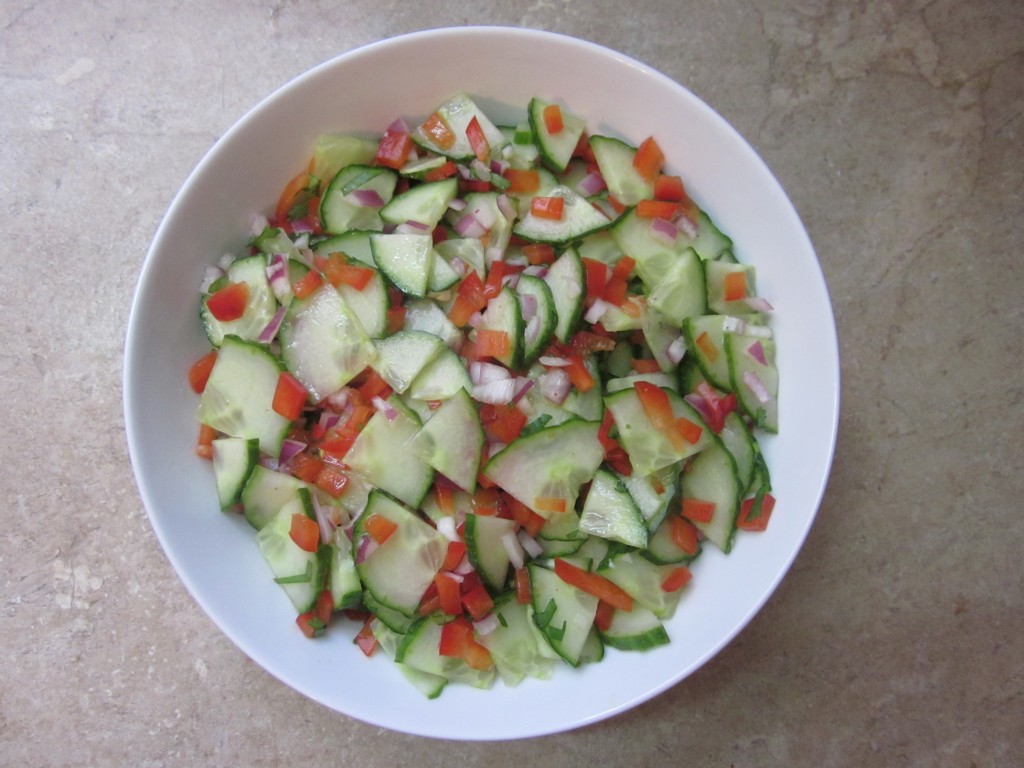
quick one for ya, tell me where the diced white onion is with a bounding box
[501,530,525,570]
[249,213,270,236]
[474,613,501,637]
[371,396,398,420]
[517,530,544,559]
[538,369,572,405]
[667,335,688,364]
[257,305,288,343]
[538,356,571,367]
[742,370,772,403]
[744,296,775,312]
[584,297,608,325]
[722,316,745,334]
[469,361,511,384]
[436,515,460,543]
[471,378,517,404]
[650,217,679,243]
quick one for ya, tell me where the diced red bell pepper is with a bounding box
[738,492,776,532]
[465,116,490,163]
[724,270,748,301]
[505,168,540,194]
[515,566,532,605]
[635,199,679,219]
[654,174,686,202]
[480,403,527,445]
[289,512,320,553]
[632,136,665,181]
[442,540,467,571]
[530,196,565,221]
[435,571,464,616]
[681,498,716,524]
[364,513,398,545]
[594,600,616,632]
[661,566,693,592]
[670,514,700,556]
[188,350,218,394]
[553,558,633,612]
[583,258,609,305]
[675,417,703,445]
[634,381,685,453]
[195,423,216,460]
[375,126,413,170]
[695,331,719,363]
[461,583,495,621]
[206,281,249,322]
[631,358,662,374]
[424,160,458,182]
[354,618,378,656]
[422,112,456,150]
[275,169,313,223]
[272,372,308,421]
[292,269,323,300]
[543,103,564,134]
[314,465,349,499]
[534,496,567,515]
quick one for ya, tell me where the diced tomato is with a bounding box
[422,112,456,150]
[569,331,616,356]
[461,583,495,621]
[275,169,313,223]
[530,196,565,221]
[675,417,703,445]
[320,253,375,290]
[417,584,441,617]
[439,616,473,657]
[195,423,216,460]
[601,255,635,306]
[504,168,540,194]
[670,514,700,556]
[424,160,458,182]
[553,558,633,612]
[534,496,566,515]
[471,488,502,517]
[583,258,609,305]
[206,281,249,322]
[289,453,325,484]
[606,447,633,476]
[289,512,320,553]
[374,127,413,170]
[465,116,490,163]
[738,492,776,532]
[314,465,349,499]
[634,381,685,453]
[354,618,378,656]
[522,243,556,265]
[272,372,308,421]
[292,269,323,300]
[631,358,662,374]
[442,540,467,571]
[435,571,464,615]
[480,402,527,444]
[449,271,487,326]
[681,497,717,524]
[514,566,532,605]
[188,350,218,394]
[619,296,643,318]
[364,513,398,545]
[724,270,748,301]
[594,600,616,632]
[435,483,457,518]
[661,566,693,592]
[632,136,665,181]
[694,381,736,434]
[654,174,686,202]
[635,199,679,219]
[385,305,406,334]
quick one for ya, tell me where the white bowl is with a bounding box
[124,27,839,740]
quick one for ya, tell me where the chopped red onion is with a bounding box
[346,188,386,208]
[450,257,469,277]
[576,170,607,197]
[293,234,311,251]
[279,438,307,464]
[743,370,772,403]
[684,393,714,425]
[467,310,483,329]
[675,212,698,239]
[747,340,768,366]
[318,410,341,432]
[258,305,288,343]
[474,613,501,637]
[584,297,609,325]
[355,534,377,564]
[501,530,525,570]
[519,293,538,321]
[524,314,541,346]
[325,387,352,412]
[667,335,688,364]
[472,378,517,404]
[470,158,491,180]
[312,494,337,546]
[259,456,280,472]
[387,117,410,135]
[487,245,509,266]
[650,216,679,243]
[522,265,549,278]
[744,296,775,312]
[396,220,431,234]
[538,356,571,367]
[372,396,398,421]
[517,530,544,559]
[511,377,535,404]
[447,197,467,211]
[539,369,572,405]
[469,361,512,385]
[456,163,472,179]
[499,269,519,290]
[291,219,316,234]
[454,211,487,238]
[496,193,517,222]
[490,158,510,175]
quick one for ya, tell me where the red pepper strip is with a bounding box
[364,513,398,545]
[188,350,218,394]
[738,493,776,532]
[661,566,693,592]
[553,558,634,612]
[681,498,716,524]
[465,116,490,163]
[670,514,700,556]
[633,381,685,453]
[195,423,216,460]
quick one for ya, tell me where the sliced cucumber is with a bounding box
[395,617,497,689]
[402,298,464,350]
[211,436,259,510]
[411,92,508,161]
[516,274,558,363]
[200,255,278,347]
[681,438,742,553]
[380,177,458,229]
[622,463,679,533]
[310,134,377,182]
[412,387,483,493]
[354,491,448,617]
[726,332,778,433]
[528,98,586,174]
[344,396,434,508]
[279,285,377,402]
[718,411,757,493]
[329,526,362,610]
[604,386,711,476]
[578,469,648,548]
[369,233,434,298]
[319,164,397,234]
[483,419,604,518]
[196,335,292,458]
[588,135,654,206]
[641,308,685,373]
[682,314,733,391]
[434,237,485,280]
[705,260,758,315]
[337,267,389,339]
[464,513,516,592]
[372,330,446,394]
[406,346,472,401]
[313,229,376,267]
[480,593,558,686]
[598,551,685,620]
[543,247,585,342]
[646,247,707,326]
[255,490,329,614]
[512,185,613,245]
[240,464,310,530]
[528,563,599,666]
[477,286,524,369]
[597,604,670,651]
[643,513,702,566]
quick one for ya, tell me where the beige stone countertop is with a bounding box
[2,2,1021,766]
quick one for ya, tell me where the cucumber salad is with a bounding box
[189,92,779,697]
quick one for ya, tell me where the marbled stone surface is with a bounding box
[1,2,1021,766]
